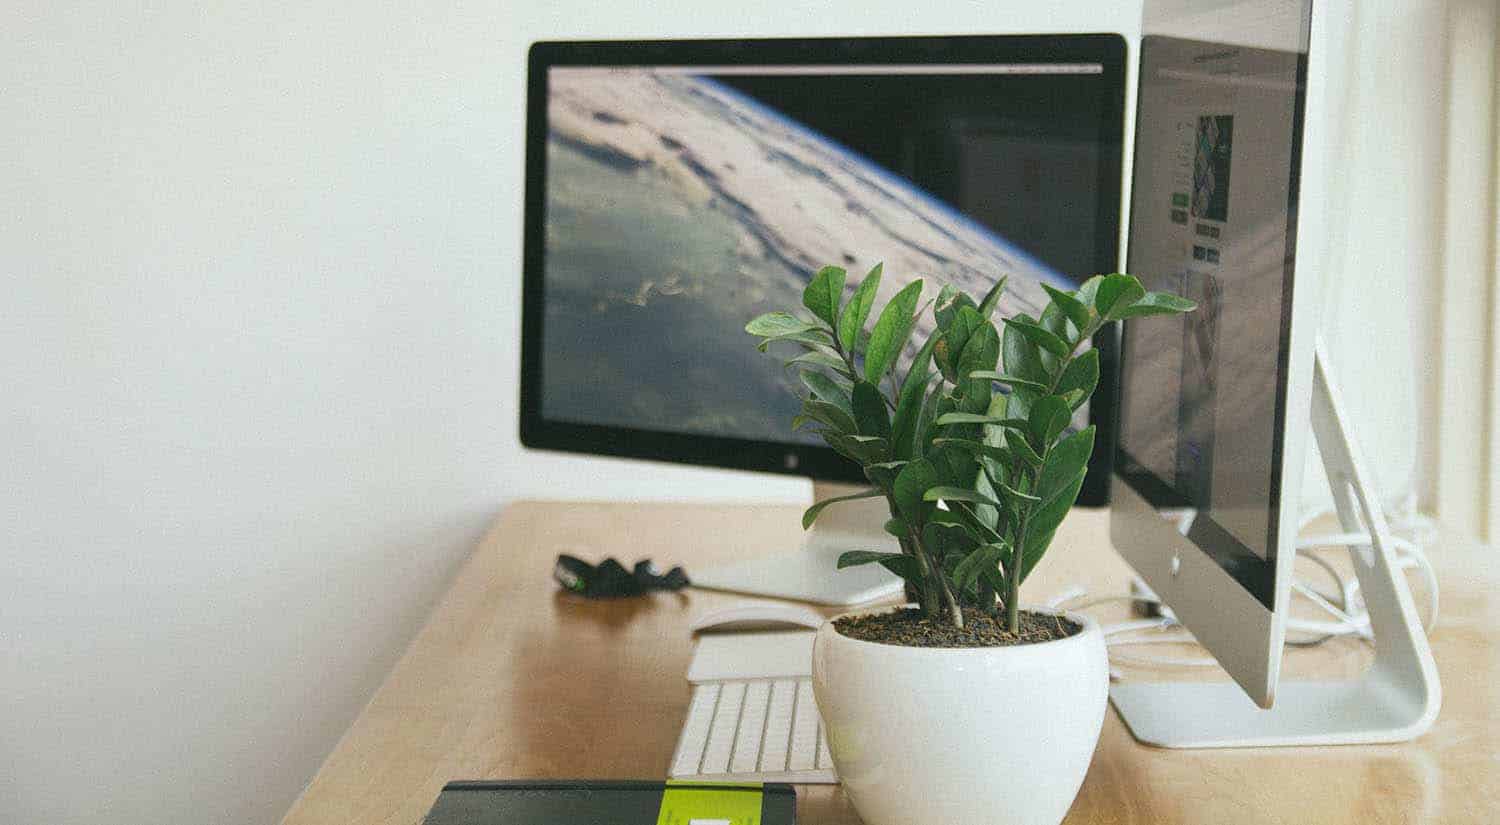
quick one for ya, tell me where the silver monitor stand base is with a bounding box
[690,483,905,606]
[1111,340,1442,747]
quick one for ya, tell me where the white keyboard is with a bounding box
[669,631,837,784]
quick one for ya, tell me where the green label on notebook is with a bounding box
[655,781,763,825]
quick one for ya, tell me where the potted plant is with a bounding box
[746,264,1193,825]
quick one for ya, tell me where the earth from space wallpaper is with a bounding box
[541,68,1078,445]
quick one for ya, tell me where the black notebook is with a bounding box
[422,780,795,825]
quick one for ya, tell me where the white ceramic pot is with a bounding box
[811,606,1108,825]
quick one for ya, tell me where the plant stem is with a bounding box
[830,333,858,380]
[908,526,963,629]
[909,535,940,617]
[1008,507,1029,633]
[939,567,964,629]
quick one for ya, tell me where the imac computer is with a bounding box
[1109,0,1440,746]
[519,35,1127,603]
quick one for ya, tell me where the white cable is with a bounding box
[1045,497,1441,672]
[1101,618,1176,637]
[1043,585,1086,609]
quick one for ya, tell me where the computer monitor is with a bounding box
[519,34,1127,506]
[1108,0,1439,747]
[1112,25,1314,709]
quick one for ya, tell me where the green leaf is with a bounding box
[953,543,1007,593]
[864,459,909,490]
[981,392,1010,447]
[803,399,857,434]
[976,276,1008,320]
[928,515,984,544]
[883,517,909,538]
[852,380,892,439]
[1076,275,1104,308]
[1039,303,1074,369]
[837,550,918,581]
[955,321,1000,409]
[756,328,836,352]
[826,433,889,464]
[1000,481,1042,503]
[939,499,1003,543]
[934,305,981,383]
[914,384,943,457]
[802,488,884,529]
[1002,313,1049,385]
[1114,291,1198,318]
[1042,283,1092,333]
[933,284,977,331]
[1003,317,1070,358]
[890,333,941,461]
[1094,273,1147,320]
[838,262,883,352]
[971,461,1003,533]
[1027,395,1072,450]
[791,414,815,432]
[801,370,852,411]
[891,372,935,462]
[802,265,847,327]
[921,486,1002,508]
[1003,384,1034,422]
[923,519,977,552]
[785,349,855,380]
[928,441,978,489]
[1039,426,1095,501]
[930,437,1010,465]
[966,371,1048,392]
[863,279,924,383]
[1005,428,1043,467]
[1020,467,1087,582]
[934,412,1029,430]
[747,312,821,338]
[1056,348,1100,411]
[893,457,940,526]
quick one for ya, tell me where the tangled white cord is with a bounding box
[1047,494,1440,673]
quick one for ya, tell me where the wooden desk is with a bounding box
[281,501,1499,825]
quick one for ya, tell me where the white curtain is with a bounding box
[1297,0,1445,522]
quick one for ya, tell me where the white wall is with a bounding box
[3,3,1144,824]
[3,5,511,824]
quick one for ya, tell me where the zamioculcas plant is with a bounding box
[747,264,1194,634]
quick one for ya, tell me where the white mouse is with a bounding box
[689,601,827,633]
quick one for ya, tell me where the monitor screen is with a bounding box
[521,36,1125,496]
[1117,33,1308,607]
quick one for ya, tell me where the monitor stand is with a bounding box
[689,482,906,606]
[1110,340,1442,747]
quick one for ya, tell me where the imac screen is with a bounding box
[1117,34,1307,606]
[534,56,1118,448]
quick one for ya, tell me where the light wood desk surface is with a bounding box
[282,501,1499,825]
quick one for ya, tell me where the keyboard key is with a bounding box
[759,680,796,772]
[700,682,745,775]
[672,684,719,777]
[788,680,819,771]
[730,682,771,773]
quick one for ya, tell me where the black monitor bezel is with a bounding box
[520,34,1128,503]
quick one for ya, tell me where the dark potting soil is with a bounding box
[834,607,1081,648]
